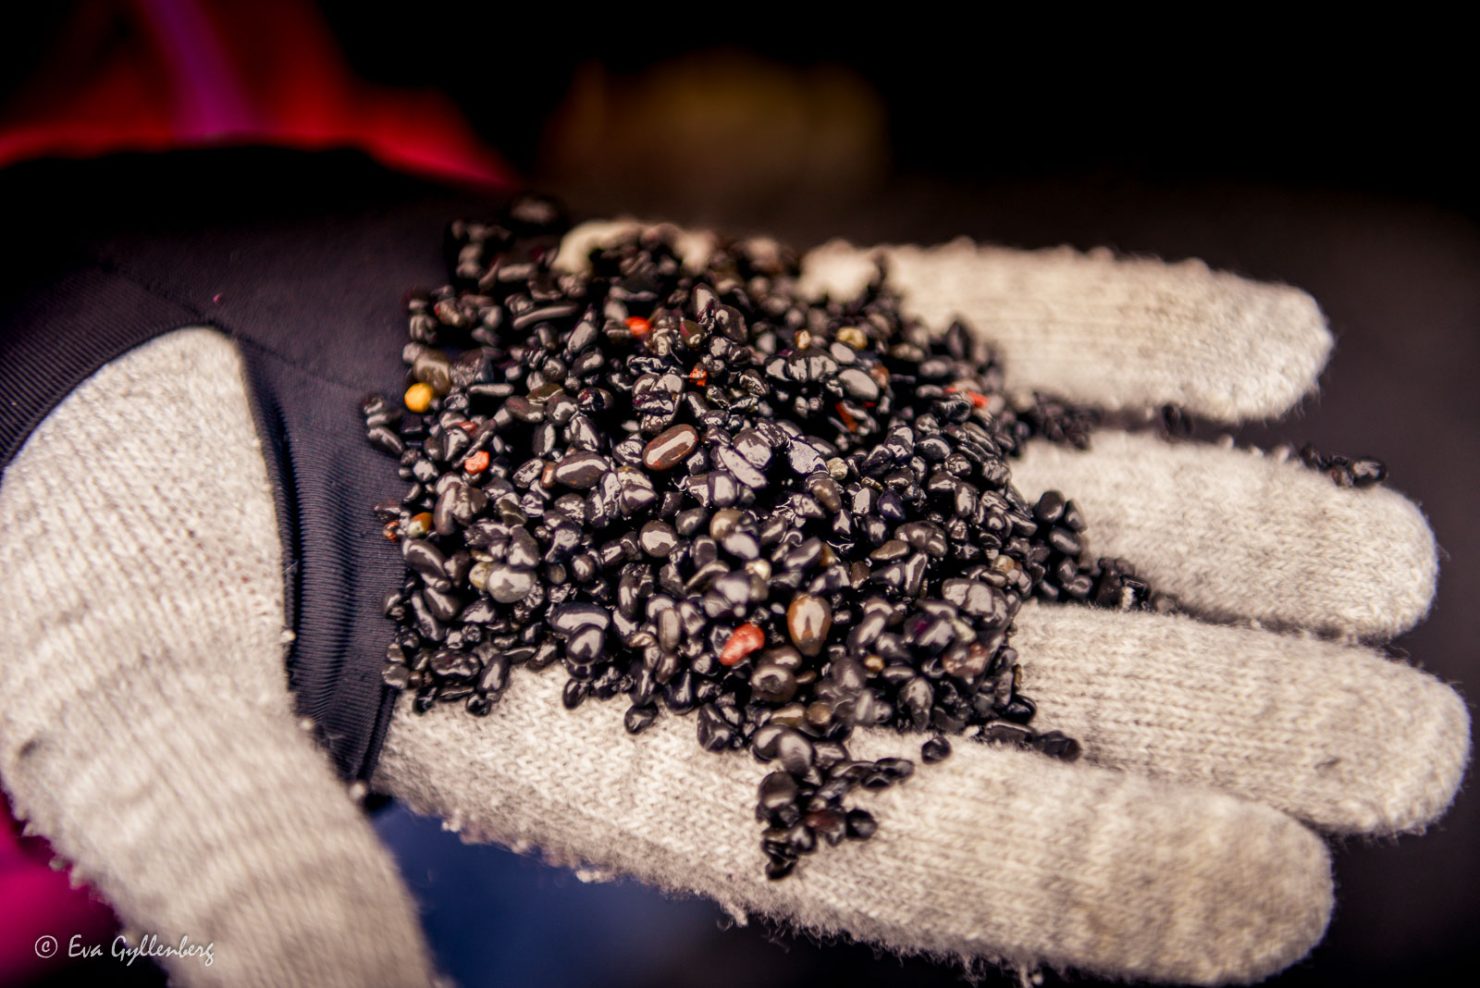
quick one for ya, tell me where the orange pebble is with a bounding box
[688,366,708,387]
[719,623,765,666]
[463,450,491,474]
[404,382,435,413]
[625,316,652,337]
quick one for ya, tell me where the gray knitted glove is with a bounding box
[0,230,1467,987]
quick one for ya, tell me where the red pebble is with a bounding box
[944,385,989,408]
[688,366,708,387]
[625,316,652,337]
[719,623,765,666]
[463,450,491,474]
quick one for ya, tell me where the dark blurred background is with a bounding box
[2,4,1475,986]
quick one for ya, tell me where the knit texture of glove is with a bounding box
[0,232,1468,986]
[0,331,435,987]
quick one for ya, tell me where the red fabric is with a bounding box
[0,2,513,979]
[0,0,513,188]
[0,793,120,985]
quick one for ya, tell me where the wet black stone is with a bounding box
[624,704,659,734]
[1034,730,1082,760]
[643,425,699,470]
[1033,490,1066,525]
[1047,527,1082,556]
[697,703,739,751]
[898,676,934,729]
[764,856,796,881]
[562,678,589,709]
[477,653,511,693]
[504,395,544,423]
[553,452,609,489]
[484,566,533,604]
[549,603,611,635]
[751,662,799,704]
[921,735,952,763]
[979,721,1034,746]
[506,528,540,569]
[403,540,448,580]
[705,471,740,507]
[837,367,880,401]
[639,520,679,557]
[785,439,826,476]
[758,771,799,815]
[941,579,1009,625]
[732,429,773,469]
[844,809,877,840]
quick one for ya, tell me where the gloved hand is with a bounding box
[0,216,1466,987]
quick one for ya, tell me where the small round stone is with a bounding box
[844,809,877,840]
[639,521,679,557]
[708,508,743,542]
[485,565,534,604]
[404,382,435,413]
[751,662,798,704]
[921,735,952,763]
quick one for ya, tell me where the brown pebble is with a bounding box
[786,593,832,657]
[642,424,699,471]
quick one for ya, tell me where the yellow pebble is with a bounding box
[404,382,435,413]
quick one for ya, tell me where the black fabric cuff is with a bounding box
[0,264,203,468]
[0,262,401,783]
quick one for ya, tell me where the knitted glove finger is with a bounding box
[0,330,435,988]
[376,666,1332,986]
[1013,604,1470,833]
[1012,431,1438,638]
[797,239,1331,422]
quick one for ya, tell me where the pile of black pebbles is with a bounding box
[364,197,1168,880]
